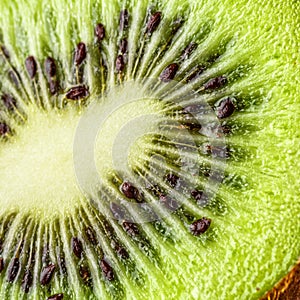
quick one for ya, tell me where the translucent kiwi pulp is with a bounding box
[0,0,299,299]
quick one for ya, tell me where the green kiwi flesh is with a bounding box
[0,0,299,299]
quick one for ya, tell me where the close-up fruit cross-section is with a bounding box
[0,0,299,299]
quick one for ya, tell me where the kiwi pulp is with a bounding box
[0,0,299,299]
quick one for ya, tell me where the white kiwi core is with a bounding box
[0,106,82,217]
[0,82,164,218]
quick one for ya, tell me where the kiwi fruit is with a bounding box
[0,0,299,299]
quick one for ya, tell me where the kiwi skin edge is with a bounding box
[262,261,300,300]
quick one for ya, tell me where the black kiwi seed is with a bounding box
[190,217,211,236]
[165,173,180,188]
[1,94,17,110]
[181,42,198,60]
[146,11,162,35]
[49,80,59,95]
[74,42,87,66]
[21,269,33,293]
[71,237,83,258]
[0,123,10,136]
[25,56,37,79]
[7,258,20,283]
[191,190,203,202]
[65,86,89,100]
[115,55,125,73]
[40,263,56,285]
[119,38,128,54]
[115,245,129,259]
[85,227,97,245]
[119,9,129,31]
[160,63,179,82]
[204,75,227,90]
[47,294,64,300]
[44,57,57,79]
[95,23,105,42]
[0,258,4,273]
[100,259,114,281]
[44,57,58,95]
[8,70,20,87]
[216,97,235,119]
[122,221,139,237]
[121,181,140,200]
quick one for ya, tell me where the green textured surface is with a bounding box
[0,0,299,299]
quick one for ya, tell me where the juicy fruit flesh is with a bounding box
[0,0,299,299]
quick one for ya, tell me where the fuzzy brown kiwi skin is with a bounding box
[261,261,300,300]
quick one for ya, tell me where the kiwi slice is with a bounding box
[0,0,299,299]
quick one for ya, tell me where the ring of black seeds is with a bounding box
[0,2,262,298]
